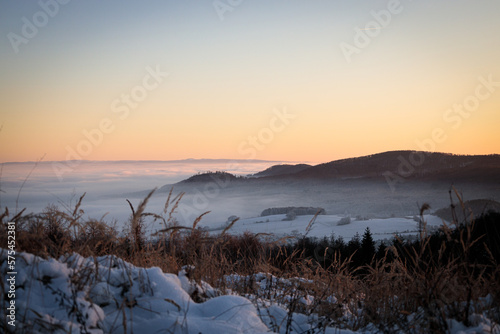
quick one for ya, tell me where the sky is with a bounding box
[1,0,500,164]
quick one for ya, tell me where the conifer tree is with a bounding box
[361,227,376,263]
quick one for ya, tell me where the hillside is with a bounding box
[261,151,500,183]
[144,150,500,223]
[434,199,500,224]
[172,151,500,184]
[250,163,311,178]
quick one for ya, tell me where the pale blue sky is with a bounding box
[1,1,499,162]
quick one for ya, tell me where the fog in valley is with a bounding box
[1,160,293,227]
[3,159,498,236]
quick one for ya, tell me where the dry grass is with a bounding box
[1,187,499,333]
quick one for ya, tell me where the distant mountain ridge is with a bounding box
[175,150,500,184]
[259,151,500,183]
[179,171,241,184]
[324,150,495,173]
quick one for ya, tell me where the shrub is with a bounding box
[337,216,351,226]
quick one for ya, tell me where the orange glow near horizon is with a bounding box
[1,2,499,164]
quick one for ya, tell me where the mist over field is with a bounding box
[3,154,499,236]
[0,159,292,225]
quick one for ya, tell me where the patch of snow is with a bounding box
[210,214,449,242]
[2,249,497,333]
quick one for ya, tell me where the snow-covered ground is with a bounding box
[1,249,498,333]
[204,214,447,242]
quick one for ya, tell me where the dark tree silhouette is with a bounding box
[361,227,376,264]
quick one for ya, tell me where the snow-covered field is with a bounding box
[1,249,498,333]
[207,214,447,242]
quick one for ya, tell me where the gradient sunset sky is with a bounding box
[1,1,499,164]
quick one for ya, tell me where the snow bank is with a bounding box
[0,249,268,333]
